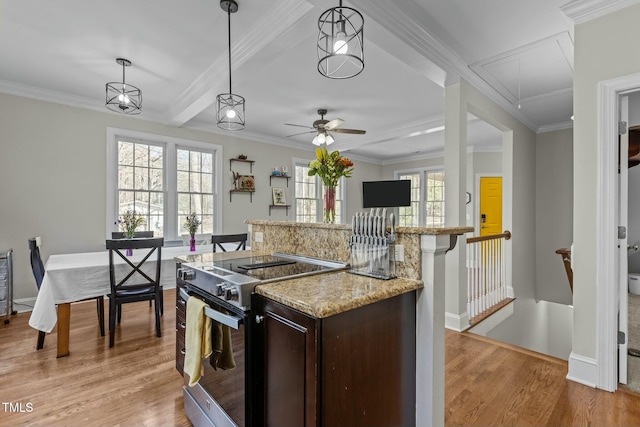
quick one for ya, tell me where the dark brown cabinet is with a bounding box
[252,291,416,427]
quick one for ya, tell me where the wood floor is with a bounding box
[1,288,640,427]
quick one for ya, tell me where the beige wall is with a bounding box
[572,3,640,361]
[0,93,381,300]
[535,128,573,305]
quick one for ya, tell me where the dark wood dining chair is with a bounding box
[111,231,162,313]
[111,231,154,239]
[211,233,248,252]
[29,237,105,350]
[105,237,164,348]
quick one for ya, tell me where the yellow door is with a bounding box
[479,177,502,236]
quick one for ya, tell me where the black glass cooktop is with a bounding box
[209,255,330,281]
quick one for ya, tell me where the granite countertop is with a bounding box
[255,271,423,318]
[176,249,423,318]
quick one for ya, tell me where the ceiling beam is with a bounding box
[164,0,314,127]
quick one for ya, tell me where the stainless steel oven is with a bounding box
[177,253,346,427]
[180,286,252,427]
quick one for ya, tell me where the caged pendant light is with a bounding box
[105,58,142,115]
[317,0,364,79]
[216,0,245,131]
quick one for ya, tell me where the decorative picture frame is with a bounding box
[272,188,286,205]
[239,175,255,191]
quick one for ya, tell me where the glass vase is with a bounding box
[190,235,196,252]
[324,185,336,224]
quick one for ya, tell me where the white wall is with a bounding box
[0,93,381,300]
[535,128,573,305]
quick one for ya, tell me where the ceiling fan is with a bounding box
[285,108,366,146]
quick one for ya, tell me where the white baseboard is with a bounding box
[567,352,598,388]
[10,297,36,314]
[445,311,470,332]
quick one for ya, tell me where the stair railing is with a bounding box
[466,230,511,322]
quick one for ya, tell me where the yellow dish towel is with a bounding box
[184,296,212,387]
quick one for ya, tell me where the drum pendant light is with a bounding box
[216,0,245,130]
[317,0,364,79]
[105,58,142,115]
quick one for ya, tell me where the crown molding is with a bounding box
[561,0,640,24]
[537,121,574,133]
[0,79,166,122]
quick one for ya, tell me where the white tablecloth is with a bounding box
[28,245,212,333]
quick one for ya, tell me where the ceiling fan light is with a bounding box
[105,58,142,115]
[312,135,321,146]
[317,1,364,79]
[325,133,335,145]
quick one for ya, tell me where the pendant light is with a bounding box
[317,0,364,79]
[105,58,142,115]
[216,0,245,131]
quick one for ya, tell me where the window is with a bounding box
[117,141,165,235]
[396,169,445,227]
[293,159,345,223]
[177,148,214,235]
[294,163,318,223]
[107,128,222,241]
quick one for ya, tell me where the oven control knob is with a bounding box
[224,287,239,301]
[178,268,194,281]
[216,284,225,296]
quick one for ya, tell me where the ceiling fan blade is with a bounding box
[286,130,317,137]
[324,118,344,130]
[332,128,366,135]
[284,123,314,129]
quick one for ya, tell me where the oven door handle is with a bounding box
[204,306,241,330]
[179,288,242,330]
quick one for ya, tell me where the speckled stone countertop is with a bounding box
[255,271,423,318]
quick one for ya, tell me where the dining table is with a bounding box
[28,244,213,357]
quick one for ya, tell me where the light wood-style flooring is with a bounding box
[1,288,640,426]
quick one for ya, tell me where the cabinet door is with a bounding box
[254,294,319,427]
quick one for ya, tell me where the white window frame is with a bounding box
[293,157,346,223]
[106,127,223,241]
[394,167,445,227]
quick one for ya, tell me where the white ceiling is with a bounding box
[0,0,595,163]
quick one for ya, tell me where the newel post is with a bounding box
[416,233,458,427]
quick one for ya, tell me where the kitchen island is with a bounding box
[246,220,472,427]
[253,272,422,427]
[176,221,471,427]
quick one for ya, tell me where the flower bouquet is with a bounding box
[116,210,146,255]
[308,146,354,223]
[116,210,146,239]
[184,213,202,251]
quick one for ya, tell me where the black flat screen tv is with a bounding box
[362,180,411,208]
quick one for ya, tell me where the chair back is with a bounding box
[105,237,164,296]
[111,231,154,239]
[211,233,248,252]
[28,237,45,289]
